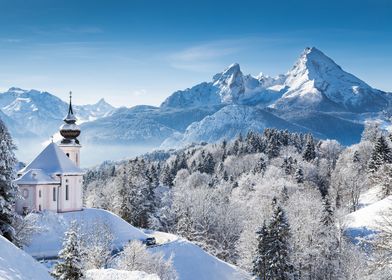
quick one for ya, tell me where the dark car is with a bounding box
[144,237,156,246]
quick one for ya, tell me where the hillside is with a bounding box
[0,235,53,280]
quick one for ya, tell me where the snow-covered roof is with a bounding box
[14,169,60,185]
[18,142,84,176]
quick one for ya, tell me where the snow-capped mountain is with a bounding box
[161,63,284,108]
[3,47,390,164]
[0,87,115,138]
[273,47,390,112]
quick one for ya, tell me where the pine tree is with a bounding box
[253,157,267,174]
[265,203,294,280]
[52,222,83,280]
[0,120,18,242]
[303,135,316,162]
[368,135,392,173]
[294,168,304,184]
[253,222,269,280]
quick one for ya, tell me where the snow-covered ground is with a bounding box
[0,235,53,280]
[24,208,249,280]
[345,195,392,230]
[150,238,250,280]
[86,269,159,280]
[25,208,147,258]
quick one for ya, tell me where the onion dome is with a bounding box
[60,91,81,144]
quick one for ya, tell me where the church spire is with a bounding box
[64,91,77,124]
[60,91,81,144]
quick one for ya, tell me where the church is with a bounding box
[15,93,84,214]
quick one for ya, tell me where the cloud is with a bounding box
[166,37,278,72]
[0,38,22,43]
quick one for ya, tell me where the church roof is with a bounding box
[15,169,60,185]
[18,142,84,176]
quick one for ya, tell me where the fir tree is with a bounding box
[294,168,304,184]
[303,135,316,162]
[253,222,269,280]
[368,135,392,173]
[0,120,18,242]
[52,222,83,280]
[253,157,267,174]
[265,203,294,280]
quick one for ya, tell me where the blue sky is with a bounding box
[0,0,391,107]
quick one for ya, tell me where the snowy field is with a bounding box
[86,269,159,280]
[0,236,53,280]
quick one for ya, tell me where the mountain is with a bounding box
[0,87,115,139]
[161,105,316,148]
[80,105,220,145]
[273,47,390,112]
[161,63,285,108]
[3,47,390,164]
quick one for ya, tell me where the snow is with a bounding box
[0,235,53,280]
[345,196,392,230]
[14,169,60,185]
[25,208,148,258]
[86,269,159,280]
[149,238,250,280]
[18,142,84,175]
[274,47,389,112]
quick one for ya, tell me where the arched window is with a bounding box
[38,205,41,211]
[39,190,41,198]
[53,187,56,201]
[66,153,70,158]
[65,185,69,201]
[23,189,29,199]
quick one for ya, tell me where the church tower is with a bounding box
[58,91,81,167]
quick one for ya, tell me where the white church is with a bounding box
[15,93,84,214]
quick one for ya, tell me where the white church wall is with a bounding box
[58,145,81,167]
[15,185,36,214]
[59,175,83,212]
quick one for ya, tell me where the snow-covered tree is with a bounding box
[116,240,177,280]
[0,120,18,243]
[303,135,316,162]
[368,135,392,173]
[252,221,269,279]
[52,221,83,280]
[264,201,294,280]
[79,220,114,270]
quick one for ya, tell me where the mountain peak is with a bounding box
[7,87,27,94]
[212,63,242,82]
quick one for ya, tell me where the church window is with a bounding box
[66,185,69,200]
[23,189,29,198]
[66,153,70,158]
[39,205,41,211]
[39,190,41,198]
[53,187,56,201]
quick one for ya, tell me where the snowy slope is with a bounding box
[345,196,392,230]
[25,208,147,258]
[161,105,315,148]
[148,235,250,280]
[86,269,159,280]
[0,235,53,280]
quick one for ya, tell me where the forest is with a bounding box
[83,122,392,279]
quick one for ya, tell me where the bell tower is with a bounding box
[58,91,81,167]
